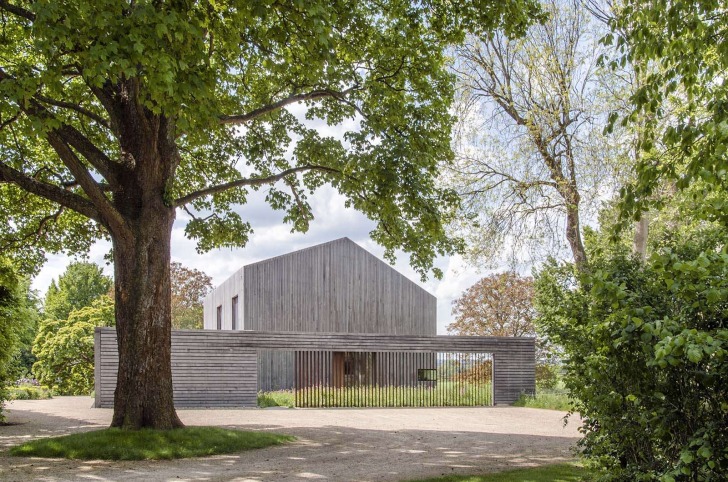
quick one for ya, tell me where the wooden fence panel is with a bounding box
[95,328,534,407]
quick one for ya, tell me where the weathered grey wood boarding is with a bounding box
[203,237,436,334]
[95,328,535,408]
[94,329,257,408]
[202,238,437,391]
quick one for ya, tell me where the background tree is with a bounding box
[0,0,542,428]
[44,262,113,320]
[33,294,114,395]
[449,272,535,337]
[450,272,556,386]
[171,262,212,330]
[447,0,624,270]
[0,258,37,420]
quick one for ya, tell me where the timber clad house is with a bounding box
[94,238,536,408]
[203,237,436,336]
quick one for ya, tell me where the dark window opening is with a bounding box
[417,368,437,382]
[231,296,238,330]
[216,305,222,330]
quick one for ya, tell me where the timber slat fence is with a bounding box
[94,328,534,408]
[293,351,493,407]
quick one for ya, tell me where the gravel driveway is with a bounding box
[0,397,580,481]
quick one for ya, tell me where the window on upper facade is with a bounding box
[231,296,238,330]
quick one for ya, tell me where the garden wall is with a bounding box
[94,328,535,408]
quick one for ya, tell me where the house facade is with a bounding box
[202,237,437,390]
[203,237,436,334]
[95,239,537,408]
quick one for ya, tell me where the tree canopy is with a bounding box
[44,261,112,320]
[0,0,542,277]
[170,261,211,329]
[0,0,544,428]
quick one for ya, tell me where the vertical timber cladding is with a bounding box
[294,351,495,408]
[94,328,257,408]
[243,238,437,392]
[243,238,437,335]
[95,329,534,408]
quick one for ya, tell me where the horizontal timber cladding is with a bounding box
[95,329,258,408]
[94,328,535,407]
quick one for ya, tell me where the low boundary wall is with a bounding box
[94,328,535,408]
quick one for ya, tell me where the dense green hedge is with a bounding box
[536,240,728,480]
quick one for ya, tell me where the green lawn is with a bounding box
[258,389,295,408]
[513,390,573,412]
[406,463,594,482]
[258,382,493,408]
[9,427,294,460]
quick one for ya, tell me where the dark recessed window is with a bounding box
[231,296,238,330]
[417,369,437,382]
[216,305,222,330]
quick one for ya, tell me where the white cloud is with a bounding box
[30,105,490,334]
[32,185,487,334]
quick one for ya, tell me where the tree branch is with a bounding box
[0,162,101,221]
[219,87,357,125]
[45,132,126,233]
[174,164,340,207]
[35,94,110,129]
[0,0,35,21]
[54,123,119,185]
[0,68,121,185]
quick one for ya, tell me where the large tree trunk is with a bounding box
[110,201,183,429]
[108,101,183,429]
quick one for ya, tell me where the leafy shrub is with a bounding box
[535,363,559,390]
[535,242,728,480]
[8,385,52,400]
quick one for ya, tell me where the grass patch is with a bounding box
[7,385,53,401]
[9,427,294,460]
[513,389,573,411]
[259,382,493,408]
[406,462,594,481]
[258,390,295,408]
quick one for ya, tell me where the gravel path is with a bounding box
[0,397,580,481]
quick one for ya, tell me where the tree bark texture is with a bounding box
[111,204,183,429]
[108,99,183,429]
[565,201,587,271]
[633,213,649,261]
[556,182,588,272]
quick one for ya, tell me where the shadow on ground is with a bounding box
[0,408,106,449]
[0,399,580,482]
